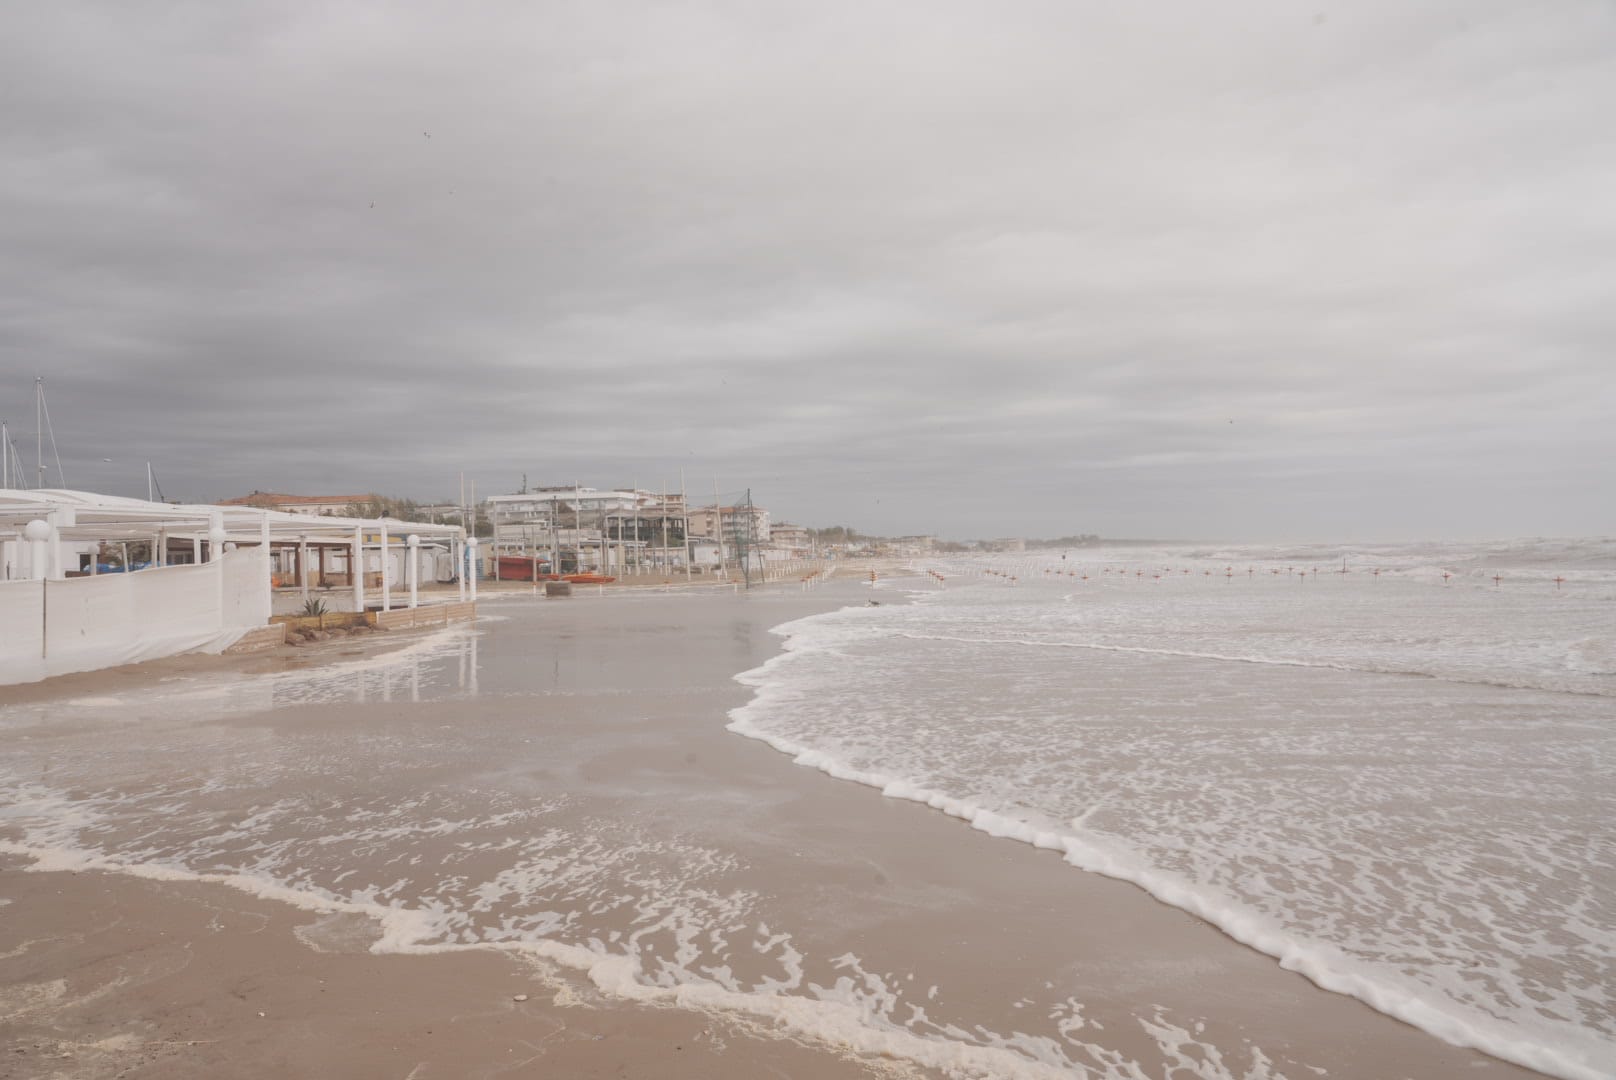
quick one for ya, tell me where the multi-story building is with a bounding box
[769,523,811,553]
[687,504,771,548]
[485,486,695,571]
[220,492,375,516]
[893,535,936,554]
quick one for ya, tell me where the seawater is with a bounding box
[729,539,1616,1080]
[1,541,1611,1080]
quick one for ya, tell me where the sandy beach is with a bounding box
[0,570,1560,1078]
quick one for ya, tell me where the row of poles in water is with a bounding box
[934,563,1572,590]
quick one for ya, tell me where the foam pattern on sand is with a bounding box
[0,624,1294,1080]
[727,540,1616,1080]
[0,787,1287,1080]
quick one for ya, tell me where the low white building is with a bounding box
[1,489,468,686]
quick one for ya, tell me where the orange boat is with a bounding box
[564,573,616,584]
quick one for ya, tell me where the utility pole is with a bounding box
[681,469,692,582]
[550,495,560,576]
[660,479,669,577]
[741,488,755,589]
[713,477,723,579]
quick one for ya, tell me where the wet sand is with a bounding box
[0,855,904,1079]
[0,573,1546,1078]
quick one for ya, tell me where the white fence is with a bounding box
[0,580,45,674]
[0,549,270,686]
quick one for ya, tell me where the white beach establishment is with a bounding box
[0,489,470,686]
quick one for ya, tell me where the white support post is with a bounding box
[407,534,420,609]
[24,520,50,581]
[299,535,310,603]
[260,513,271,612]
[352,526,365,613]
[467,537,479,602]
[47,513,63,579]
[208,519,227,625]
[455,537,466,602]
[381,521,392,612]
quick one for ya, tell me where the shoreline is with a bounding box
[0,573,1558,1079]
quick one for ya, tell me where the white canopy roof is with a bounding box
[0,489,466,545]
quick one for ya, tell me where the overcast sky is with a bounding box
[3,2,1612,539]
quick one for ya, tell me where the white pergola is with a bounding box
[0,489,474,612]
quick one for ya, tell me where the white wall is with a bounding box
[0,550,271,686]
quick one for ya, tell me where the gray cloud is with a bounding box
[3,1,1613,539]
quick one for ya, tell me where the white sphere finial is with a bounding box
[467,536,479,547]
[406,534,420,548]
[208,526,228,545]
[23,519,51,542]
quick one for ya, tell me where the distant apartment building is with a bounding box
[486,487,632,551]
[484,486,693,562]
[220,492,374,516]
[415,504,471,524]
[487,487,632,523]
[687,504,771,547]
[484,487,681,524]
[769,523,810,552]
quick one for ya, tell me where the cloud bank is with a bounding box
[3,2,1612,538]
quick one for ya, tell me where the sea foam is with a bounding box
[727,542,1616,1080]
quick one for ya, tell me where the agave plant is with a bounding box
[300,597,328,617]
